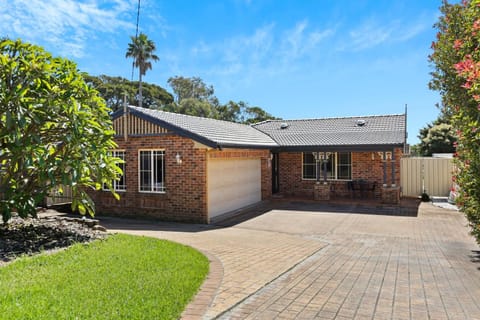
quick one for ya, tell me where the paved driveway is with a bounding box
[102,202,480,320]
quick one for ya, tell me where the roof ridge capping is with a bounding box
[252,113,405,125]
[128,105,252,127]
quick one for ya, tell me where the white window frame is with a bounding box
[103,150,126,192]
[138,149,166,193]
[302,152,352,181]
[302,152,317,180]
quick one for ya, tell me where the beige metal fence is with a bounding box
[400,157,455,197]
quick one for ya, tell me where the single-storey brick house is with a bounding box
[90,106,406,223]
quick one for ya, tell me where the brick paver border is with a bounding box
[181,251,224,320]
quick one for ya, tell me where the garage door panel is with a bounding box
[208,159,261,219]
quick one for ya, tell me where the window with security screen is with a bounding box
[139,150,165,192]
[302,152,351,180]
[103,150,126,191]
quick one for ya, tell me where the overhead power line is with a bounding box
[131,0,141,81]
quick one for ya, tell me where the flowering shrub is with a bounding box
[430,0,480,243]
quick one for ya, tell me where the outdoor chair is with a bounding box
[347,180,359,198]
[348,180,377,199]
[367,181,377,198]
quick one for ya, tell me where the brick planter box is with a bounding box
[381,187,400,204]
[314,183,330,201]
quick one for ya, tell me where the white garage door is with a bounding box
[207,158,261,220]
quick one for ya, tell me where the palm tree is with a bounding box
[125,32,159,108]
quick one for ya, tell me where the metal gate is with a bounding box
[400,157,454,197]
[46,185,73,206]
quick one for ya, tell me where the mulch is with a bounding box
[0,215,107,266]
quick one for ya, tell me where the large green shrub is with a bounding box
[0,38,121,222]
[430,0,480,243]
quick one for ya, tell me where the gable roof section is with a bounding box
[112,107,406,151]
[252,114,406,151]
[112,106,277,149]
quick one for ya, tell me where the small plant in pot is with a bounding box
[421,191,430,202]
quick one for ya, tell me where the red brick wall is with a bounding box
[90,136,272,223]
[278,152,313,197]
[352,149,402,187]
[90,134,209,223]
[278,149,403,198]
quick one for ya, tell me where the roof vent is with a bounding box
[280,122,289,129]
[356,119,366,127]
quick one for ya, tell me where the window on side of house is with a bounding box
[103,150,126,191]
[139,150,165,193]
[302,153,316,179]
[337,152,352,180]
[302,152,352,180]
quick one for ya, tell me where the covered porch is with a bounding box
[252,113,407,206]
[271,147,403,205]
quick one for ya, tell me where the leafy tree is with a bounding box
[166,98,218,118]
[126,33,159,108]
[83,74,173,111]
[167,76,219,106]
[216,100,243,122]
[0,38,121,223]
[429,0,480,243]
[417,115,456,156]
[166,76,279,123]
[408,144,421,157]
[242,105,278,124]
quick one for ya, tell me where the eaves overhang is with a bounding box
[270,143,405,153]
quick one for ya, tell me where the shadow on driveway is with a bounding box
[62,197,421,232]
[215,197,421,227]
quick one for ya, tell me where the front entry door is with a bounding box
[272,153,279,194]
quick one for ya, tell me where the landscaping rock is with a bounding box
[92,225,107,232]
[85,219,99,227]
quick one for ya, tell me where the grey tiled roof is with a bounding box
[252,114,406,148]
[114,107,406,150]
[125,106,277,148]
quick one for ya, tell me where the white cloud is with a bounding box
[343,17,429,51]
[281,20,334,60]
[191,41,211,56]
[223,23,275,64]
[196,20,332,80]
[348,21,392,51]
[0,0,136,58]
[395,20,429,42]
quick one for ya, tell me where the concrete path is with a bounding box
[101,202,480,320]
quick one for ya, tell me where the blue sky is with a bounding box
[1,0,444,144]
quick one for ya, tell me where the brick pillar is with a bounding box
[381,186,400,204]
[314,182,330,201]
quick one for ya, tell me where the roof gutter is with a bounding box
[271,143,405,153]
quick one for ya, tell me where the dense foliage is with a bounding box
[166,75,279,123]
[83,74,173,111]
[430,0,480,243]
[85,73,278,124]
[0,39,121,223]
[416,115,456,156]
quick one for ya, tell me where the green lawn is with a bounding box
[0,234,209,320]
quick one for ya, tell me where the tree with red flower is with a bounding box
[430,0,480,243]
